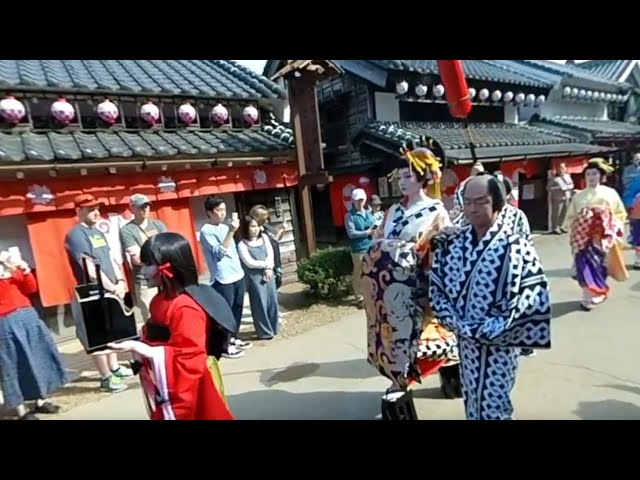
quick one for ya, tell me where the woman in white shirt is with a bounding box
[237,217,280,340]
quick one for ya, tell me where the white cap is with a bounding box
[351,188,367,202]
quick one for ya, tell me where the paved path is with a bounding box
[54,234,640,420]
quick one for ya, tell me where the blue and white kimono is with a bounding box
[429,213,551,420]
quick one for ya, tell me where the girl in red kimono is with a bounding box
[108,232,234,420]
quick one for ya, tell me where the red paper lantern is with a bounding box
[436,60,473,119]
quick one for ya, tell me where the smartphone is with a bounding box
[231,212,239,222]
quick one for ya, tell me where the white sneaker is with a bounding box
[222,345,245,359]
[231,338,253,350]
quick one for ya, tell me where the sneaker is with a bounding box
[222,344,245,359]
[112,365,134,378]
[231,338,253,350]
[100,375,128,393]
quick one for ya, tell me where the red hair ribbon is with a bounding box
[158,262,174,279]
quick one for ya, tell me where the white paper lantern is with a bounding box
[535,95,546,105]
[139,101,160,125]
[97,99,119,124]
[433,84,445,98]
[51,98,75,125]
[468,88,476,99]
[0,96,26,124]
[415,84,428,97]
[578,89,586,98]
[491,90,502,102]
[563,86,572,96]
[396,81,409,95]
[571,88,579,97]
[178,103,197,125]
[605,93,612,101]
[515,93,525,104]
[526,93,536,104]
[478,88,490,101]
[593,92,601,100]
[211,103,229,125]
[503,91,514,103]
[586,91,593,99]
[243,105,259,126]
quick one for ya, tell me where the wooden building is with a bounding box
[264,59,612,235]
[0,60,298,342]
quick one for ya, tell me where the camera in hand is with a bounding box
[74,259,139,354]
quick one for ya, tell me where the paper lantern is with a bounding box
[503,91,514,103]
[515,93,525,104]
[0,96,26,124]
[563,86,572,96]
[51,98,75,125]
[535,95,546,105]
[140,102,160,125]
[526,94,536,104]
[491,90,502,102]
[178,103,197,125]
[97,99,119,124]
[396,81,408,95]
[478,88,490,101]
[415,84,428,97]
[468,88,477,99]
[211,103,229,125]
[432,84,445,98]
[243,105,259,126]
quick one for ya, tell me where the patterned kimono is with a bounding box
[363,198,458,392]
[569,205,626,309]
[429,214,551,420]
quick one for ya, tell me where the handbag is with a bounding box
[607,241,629,282]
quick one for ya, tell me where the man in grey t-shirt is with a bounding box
[119,194,167,322]
[65,194,134,394]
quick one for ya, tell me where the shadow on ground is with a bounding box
[257,359,378,387]
[227,388,382,420]
[551,301,583,319]
[597,383,640,396]
[574,399,640,420]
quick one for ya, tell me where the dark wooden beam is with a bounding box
[284,61,342,256]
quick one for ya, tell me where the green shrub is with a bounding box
[297,246,353,300]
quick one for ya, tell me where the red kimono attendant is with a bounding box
[141,293,234,420]
[108,232,235,421]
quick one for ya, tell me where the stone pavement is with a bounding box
[53,234,640,420]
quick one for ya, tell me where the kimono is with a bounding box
[429,215,551,420]
[363,197,458,392]
[138,293,234,420]
[569,205,626,309]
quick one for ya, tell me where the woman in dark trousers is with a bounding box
[237,217,280,340]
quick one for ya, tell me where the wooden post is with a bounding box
[273,61,342,257]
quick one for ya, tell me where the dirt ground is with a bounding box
[1,282,361,419]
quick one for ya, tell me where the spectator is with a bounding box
[64,194,134,393]
[237,216,280,340]
[119,194,167,322]
[345,188,375,306]
[200,196,252,359]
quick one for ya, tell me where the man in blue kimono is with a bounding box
[429,175,551,420]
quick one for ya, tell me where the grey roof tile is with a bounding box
[359,121,580,150]
[368,60,552,88]
[506,60,629,89]
[532,116,640,137]
[0,60,286,99]
[0,125,293,164]
[575,60,635,83]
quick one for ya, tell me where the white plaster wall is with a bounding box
[374,92,400,122]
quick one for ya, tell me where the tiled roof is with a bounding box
[575,60,636,83]
[0,60,287,99]
[356,121,609,162]
[504,60,629,89]
[368,60,552,88]
[531,116,640,138]
[0,124,294,164]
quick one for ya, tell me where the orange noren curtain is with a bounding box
[154,199,205,275]
[26,210,79,307]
